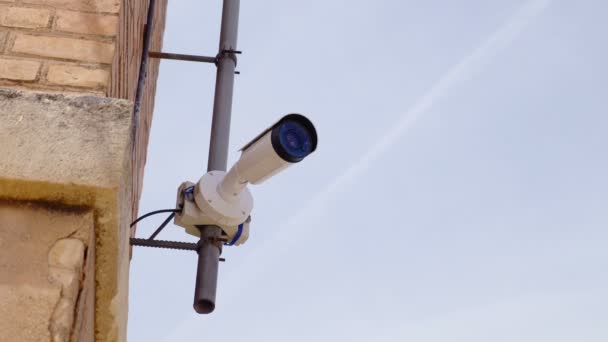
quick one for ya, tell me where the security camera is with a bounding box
[174,114,318,245]
[218,113,318,200]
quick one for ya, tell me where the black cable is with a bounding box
[130,209,181,227]
[148,213,176,240]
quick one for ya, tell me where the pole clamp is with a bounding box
[196,236,229,246]
[215,49,242,67]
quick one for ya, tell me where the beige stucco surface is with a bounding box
[0,88,134,341]
[0,203,95,342]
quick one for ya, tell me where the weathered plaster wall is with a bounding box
[0,89,133,341]
[0,202,95,342]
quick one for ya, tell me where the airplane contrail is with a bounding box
[164,0,552,339]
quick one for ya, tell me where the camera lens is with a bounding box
[271,114,317,163]
[279,121,312,160]
[285,130,302,149]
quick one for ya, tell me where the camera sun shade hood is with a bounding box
[239,113,318,162]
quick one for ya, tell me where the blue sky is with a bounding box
[129,1,608,341]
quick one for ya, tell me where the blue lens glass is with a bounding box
[278,120,313,159]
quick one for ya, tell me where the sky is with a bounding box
[128,1,608,341]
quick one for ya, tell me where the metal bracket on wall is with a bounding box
[130,238,198,251]
[130,237,227,261]
[148,51,217,64]
[148,49,242,73]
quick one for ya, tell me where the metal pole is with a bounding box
[193,0,240,314]
[208,0,240,171]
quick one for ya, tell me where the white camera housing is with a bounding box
[174,114,317,246]
[217,113,318,201]
[174,180,252,246]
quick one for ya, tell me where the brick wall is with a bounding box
[0,0,120,94]
[110,0,168,225]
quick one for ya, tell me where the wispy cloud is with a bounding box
[164,0,552,339]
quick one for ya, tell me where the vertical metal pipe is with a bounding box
[193,0,240,314]
[208,0,240,171]
[193,225,223,313]
[134,0,157,134]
